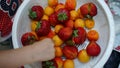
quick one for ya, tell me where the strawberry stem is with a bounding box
[73,30,78,37]
[27,36,36,44]
[45,61,53,65]
[86,15,92,19]
[43,61,55,68]
[66,40,75,46]
[35,21,41,31]
[29,9,37,19]
[58,13,68,21]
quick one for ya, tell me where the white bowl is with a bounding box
[12,0,115,68]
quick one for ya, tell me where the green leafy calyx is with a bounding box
[73,30,78,37]
[29,9,37,19]
[58,13,68,21]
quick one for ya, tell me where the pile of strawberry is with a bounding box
[0,10,13,37]
[21,0,101,68]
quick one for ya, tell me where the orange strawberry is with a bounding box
[48,0,58,7]
[55,3,65,12]
[65,20,74,29]
[65,0,76,11]
[47,30,55,38]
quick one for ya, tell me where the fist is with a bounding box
[32,38,55,61]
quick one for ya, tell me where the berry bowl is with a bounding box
[12,0,115,68]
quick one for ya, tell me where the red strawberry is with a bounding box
[0,10,3,31]
[0,10,13,37]
[56,8,70,23]
[80,2,97,18]
[21,32,37,46]
[1,22,12,37]
[86,41,101,56]
[35,20,51,37]
[0,20,4,31]
[72,27,87,45]
[29,5,44,21]
[49,13,59,26]
[62,45,78,59]
[58,27,73,41]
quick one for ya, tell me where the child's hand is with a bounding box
[31,38,55,61]
[0,38,55,68]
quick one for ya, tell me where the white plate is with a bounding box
[12,0,115,68]
[0,33,12,43]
